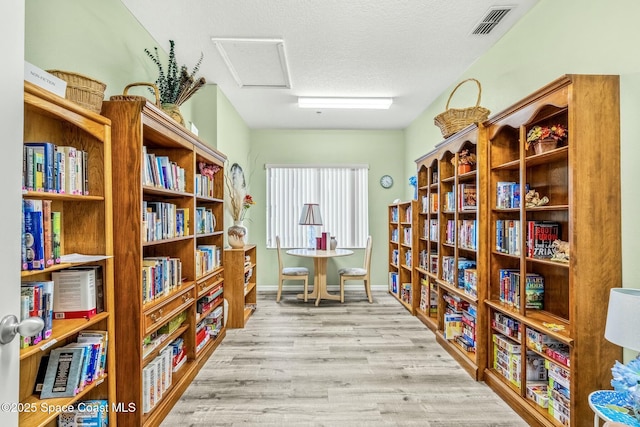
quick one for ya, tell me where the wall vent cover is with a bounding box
[471,7,513,35]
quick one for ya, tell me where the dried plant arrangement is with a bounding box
[144,40,206,106]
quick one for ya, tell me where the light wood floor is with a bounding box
[161,290,528,426]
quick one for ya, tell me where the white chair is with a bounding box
[339,235,372,303]
[276,236,310,302]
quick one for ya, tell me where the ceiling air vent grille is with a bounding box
[471,7,513,35]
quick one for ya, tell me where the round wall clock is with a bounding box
[380,174,394,189]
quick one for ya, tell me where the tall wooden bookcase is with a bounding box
[405,75,623,426]
[388,200,417,313]
[101,99,227,426]
[224,244,257,328]
[482,74,622,426]
[21,81,116,426]
[414,125,488,380]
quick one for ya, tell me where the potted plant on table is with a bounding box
[145,40,206,126]
[526,124,568,154]
[451,148,477,174]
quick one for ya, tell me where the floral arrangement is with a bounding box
[225,163,255,222]
[611,358,640,410]
[198,162,220,178]
[451,149,477,165]
[526,124,568,150]
[240,194,256,221]
[145,40,206,106]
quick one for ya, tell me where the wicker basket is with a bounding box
[434,78,490,138]
[46,70,106,114]
[109,82,160,106]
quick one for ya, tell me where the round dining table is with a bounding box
[286,248,354,306]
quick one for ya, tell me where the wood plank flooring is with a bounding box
[161,291,527,426]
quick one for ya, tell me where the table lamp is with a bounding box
[605,288,640,354]
[299,203,322,249]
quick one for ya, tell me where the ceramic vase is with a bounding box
[228,220,247,249]
[330,236,338,251]
[161,103,185,126]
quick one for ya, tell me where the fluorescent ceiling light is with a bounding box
[298,97,393,109]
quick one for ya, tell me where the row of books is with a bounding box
[22,199,60,271]
[195,206,216,234]
[196,283,223,319]
[389,272,398,294]
[195,305,224,352]
[425,218,437,240]
[442,191,455,212]
[458,219,477,250]
[403,227,412,246]
[441,256,476,289]
[498,269,545,309]
[37,330,108,399]
[390,206,399,223]
[404,250,412,268]
[195,174,215,198]
[142,257,183,304]
[418,279,437,316]
[444,220,455,244]
[496,181,526,209]
[142,345,173,414]
[195,244,221,277]
[390,249,399,266]
[420,193,440,214]
[143,146,187,192]
[20,281,53,348]
[23,141,89,195]
[400,283,412,305]
[390,227,399,243]
[495,219,521,255]
[491,311,521,341]
[143,201,190,242]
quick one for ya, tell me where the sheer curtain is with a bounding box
[266,164,369,248]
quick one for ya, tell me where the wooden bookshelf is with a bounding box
[20,81,116,426]
[388,201,417,313]
[409,75,622,426]
[101,98,227,426]
[224,244,257,328]
[414,125,488,380]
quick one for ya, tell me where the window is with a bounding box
[266,165,369,248]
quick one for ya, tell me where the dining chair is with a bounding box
[339,235,373,303]
[276,236,310,302]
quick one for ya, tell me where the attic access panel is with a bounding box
[212,37,292,88]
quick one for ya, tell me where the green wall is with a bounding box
[249,129,405,289]
[405,0,640,358]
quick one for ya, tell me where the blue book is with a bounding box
[24,142,56,193]
[23,200,44,270]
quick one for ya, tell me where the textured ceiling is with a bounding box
[121,0,539,130]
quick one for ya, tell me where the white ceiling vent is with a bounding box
[212,38,292,88]
[471,6,514,35]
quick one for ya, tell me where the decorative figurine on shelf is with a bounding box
[409,175,417,200]
[525,189,550,208]
[550,239,570,262]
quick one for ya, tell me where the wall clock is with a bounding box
[380,174,394,189]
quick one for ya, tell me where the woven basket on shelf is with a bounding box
[434,78,490,138]
[109,82,160,105]
[46,70,106,114]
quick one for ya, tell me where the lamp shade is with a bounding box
[299,203,323,226]
[605,287,640,352]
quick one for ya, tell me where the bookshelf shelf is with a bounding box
[102,98,227,426]
[224,245,257,328]
[20,81,116,426]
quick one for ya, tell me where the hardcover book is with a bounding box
[40,347,85,398]
[527,221,561,259]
